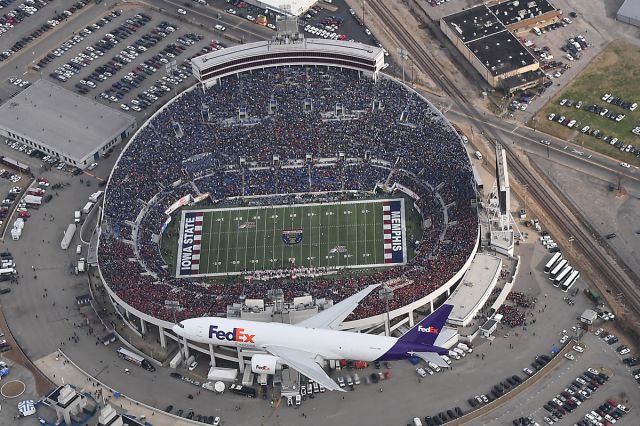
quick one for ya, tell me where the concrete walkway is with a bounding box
[34,351,193,426]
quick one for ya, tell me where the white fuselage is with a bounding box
[176,317,397,362]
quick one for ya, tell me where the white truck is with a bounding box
[60,224,77,250]
[10,228,21,241]
[76,258,86,274]
[23,194,42,207]
[82,201,94,214]
[458,343,473,353]
[89,191,104,203]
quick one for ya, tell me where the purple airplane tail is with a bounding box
[398,304,453,346]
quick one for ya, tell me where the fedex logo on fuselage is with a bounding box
[418,325,438,334]
[209,325,255,343]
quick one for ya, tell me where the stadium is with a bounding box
[97,37,480,365]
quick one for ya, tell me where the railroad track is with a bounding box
[368,0,640,325]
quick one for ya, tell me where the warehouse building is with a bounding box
[617,0,640,28]
[0,79,136,169]
[441,0,560,89]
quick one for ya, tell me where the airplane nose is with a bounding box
[172,323,184,336]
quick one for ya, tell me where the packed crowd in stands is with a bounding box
[99,66,478,322]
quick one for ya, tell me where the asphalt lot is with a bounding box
[477,332,640,426]
[0,358,39,426]
[4,171,638,426]
[0,1,639,425]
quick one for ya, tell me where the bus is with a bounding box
[116,347,155,372]
[544,253,562,273]
[561,270,580,293]
[549,259,567,280]
[554,266,573,287]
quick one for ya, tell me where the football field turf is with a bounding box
[176,199,407,277]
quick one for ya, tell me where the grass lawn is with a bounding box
[534,41,640,165]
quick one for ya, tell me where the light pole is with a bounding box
[397,48,408,83]
[522,184,528,215]
[362,0,366,28]
[379,286,394,336]
[568,235,575,252]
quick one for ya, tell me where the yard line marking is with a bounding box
[224,210,231,272]
[206,211,213,273]
[262,207,268,271]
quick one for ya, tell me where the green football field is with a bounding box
[176,199,407,277]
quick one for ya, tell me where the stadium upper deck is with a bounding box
[191,39,386,84]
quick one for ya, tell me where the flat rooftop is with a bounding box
[466,30,537,76]
[489,0,557,27]
[0,79,136,161]
[447,254,503,325]
[442,5,504,43]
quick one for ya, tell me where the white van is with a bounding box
[474,151,483,160]
[427,361,441,373]
[413,418,423,426]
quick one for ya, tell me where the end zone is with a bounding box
[176,211,204,276]
[383,199,407,265]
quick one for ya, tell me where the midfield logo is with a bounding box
[282,229,303,246]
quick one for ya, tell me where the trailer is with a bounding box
[89,191,104,203]
[116,347,155,372]
[242,367,255,386]
[76,258,86,274]
[82,201,94,214]
[1,156,30,174]
[207,367,238,382]
[23,194,42,206]
[60,224,77,250]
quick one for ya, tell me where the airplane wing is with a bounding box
[296,284,380,330]
[265,345,346,392]
[411,351,450,368]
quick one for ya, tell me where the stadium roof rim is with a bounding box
[191,39,384,70]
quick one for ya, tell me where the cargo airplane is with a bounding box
[173,284,453,391]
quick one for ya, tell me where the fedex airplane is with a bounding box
[173,284,453,391]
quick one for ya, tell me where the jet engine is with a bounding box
[251,354,281,374]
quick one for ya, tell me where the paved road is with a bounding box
[0,1,639,425]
